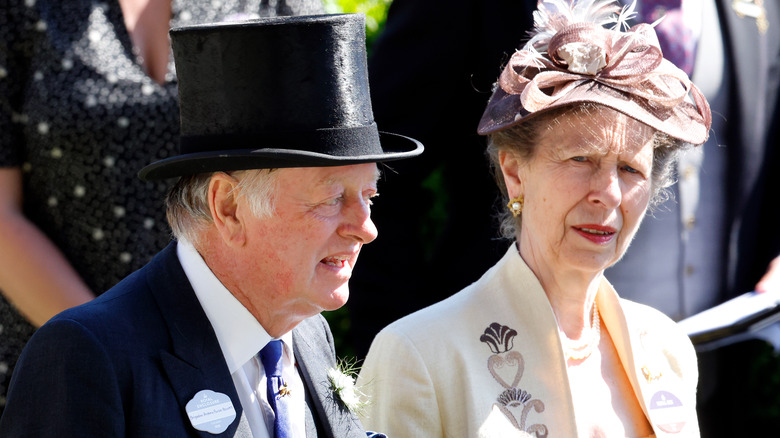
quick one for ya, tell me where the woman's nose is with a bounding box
[588,167,621,209]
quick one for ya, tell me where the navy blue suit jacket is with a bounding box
[0,243,368,437]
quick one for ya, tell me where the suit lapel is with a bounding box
[298,365,325,437]
[147,243,250,437]
[293,316,366,438]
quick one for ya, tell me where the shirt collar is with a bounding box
[176,239,295,373]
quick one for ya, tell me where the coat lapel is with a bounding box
[598,282,699,436]
[147,243,250,437]
[293,316,367,438]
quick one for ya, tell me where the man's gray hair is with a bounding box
[165,169,280,245]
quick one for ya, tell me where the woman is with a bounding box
[0,0,322,415]
[357,1,711,436]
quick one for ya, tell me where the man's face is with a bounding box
[235,163,379,321]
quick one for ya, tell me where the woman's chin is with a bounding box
[566,252,620,275]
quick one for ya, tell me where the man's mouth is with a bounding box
[322,255,349,268]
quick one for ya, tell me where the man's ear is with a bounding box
[208,173,246,247]
[498,150,523,199]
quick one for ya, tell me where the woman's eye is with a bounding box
[571,156,587,162]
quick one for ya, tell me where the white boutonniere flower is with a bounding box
[328,359,368,415]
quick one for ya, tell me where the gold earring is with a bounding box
[507,195,523,217]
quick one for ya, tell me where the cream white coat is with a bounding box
[358,245,699,437]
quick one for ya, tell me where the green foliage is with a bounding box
[420,165,449,261]
[323,0,393,49]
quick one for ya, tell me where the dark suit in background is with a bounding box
[0,244,366,437]
[715,0,780,302]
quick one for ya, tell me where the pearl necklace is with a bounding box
[560,302,600,360]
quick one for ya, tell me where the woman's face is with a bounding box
[501,107,656,279]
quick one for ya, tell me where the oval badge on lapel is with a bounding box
[648,390,687,434]
[186,389,237,434]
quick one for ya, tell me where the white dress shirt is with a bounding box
[177,239,306,437]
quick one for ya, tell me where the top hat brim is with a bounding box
[138,131,422,181]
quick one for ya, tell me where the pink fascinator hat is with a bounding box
[477,0,712,145]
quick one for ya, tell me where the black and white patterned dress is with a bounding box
[0,0,323,412]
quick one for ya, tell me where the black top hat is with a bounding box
[138,14,423,181]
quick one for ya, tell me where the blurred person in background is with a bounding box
[0,0,322,415]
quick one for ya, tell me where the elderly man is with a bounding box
[0,14,421,437]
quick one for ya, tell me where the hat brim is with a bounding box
[138,132,423,181]
[478,80,709,145]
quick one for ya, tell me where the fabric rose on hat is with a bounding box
[557,42,607,74]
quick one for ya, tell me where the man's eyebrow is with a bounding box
[318,167,382,186]
[318,176,339,187]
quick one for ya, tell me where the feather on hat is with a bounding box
[477,0,711,145]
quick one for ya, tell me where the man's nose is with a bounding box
[339,197,378,244]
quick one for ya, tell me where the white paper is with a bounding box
[676,290,780,339]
